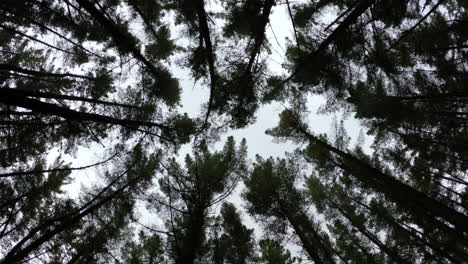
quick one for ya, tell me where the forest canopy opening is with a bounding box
[0,0,467,263]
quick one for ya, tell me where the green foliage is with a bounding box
[145,26,176,60]
[155,137,248,263]
[259,239,295,264]
[162,113,197,144]
[222,0,264,38]
[1,0,467,263]
[211,202,256,264]
[261,77,286,103]
[244,156,297,218]
[122,232,164,264]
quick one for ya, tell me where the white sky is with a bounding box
[55,2,374,260]
[172,3,373,257]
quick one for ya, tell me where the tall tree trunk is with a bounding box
[284,0,376,83]
[326,198,411,264]
[1,168,141,264]
[177,208,205,264]
[295,125,468,235]
[2,87,139,109]
[194,0,217,125]
[0,89,169,130]
[277,197,334,264]
[0,64,92,80]
[349,195,464,263]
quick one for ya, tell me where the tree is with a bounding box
[267,109,468,262]
[120,231,164,264]
[209,202,257,264]
[268,109,468,232]
[1,144,159,263]
[1,0,467,262]
[151,137,247,264]
[244,155,336,264]
[259,239,296,264]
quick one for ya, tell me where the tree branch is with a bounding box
[0,88,169,130]
[0,152,117,178]
[282,0,376,85]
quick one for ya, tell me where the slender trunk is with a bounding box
[294,212,336,264]
[1,7,102,59]
[245,0,275,73]
[349,196,466,263]
[177,208,205,264]
[1,168,140,264]
[388,0,444,50]
[0,24,74,55]
[0,153,116,178]
[284,0,376,83]
[0,90,168,130]
[286,212,326,264]
[327,198,411,264]
[276,197,331,264]
[2,87,140,109]
[194,0,217,125]
[299,125,468,235]
[0,64,92,80]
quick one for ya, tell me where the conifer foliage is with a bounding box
[0,0,467,263]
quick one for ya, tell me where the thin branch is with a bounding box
[0,64,93,80]
[74,0,165,79]
[324,3,355,31]
[3,87,141,109]
[0,89,170,130]
[285,0,301,50]
[1,162,141,264]
[0,152,117,178]
[245,0,276,73]
[282,0,376,85]
[2,8,103,59]
[387,0,444,51]
[135,221,172,236]
[0,24,74,55]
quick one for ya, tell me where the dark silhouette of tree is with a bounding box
[0,145,159,263]
[1,0,467,262]
[151,137,247,264]
[209,202,257,264]
[244,155,336,264]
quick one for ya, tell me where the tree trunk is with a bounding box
[0,89,168,130]
[327,198,411,264]
[177,208,205,264]
[1,167,138,264]
[277,197,333,264]
[285,0,376,83]
[298,126,468,235]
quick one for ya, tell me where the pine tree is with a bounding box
[1,145,159,263]
[209,202,257,264]
[267,109,468,262]
[1,0,467,262]
[244,155,336,264]
[259,239,296,264]
[151,137,247,264]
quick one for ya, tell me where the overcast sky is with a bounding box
[55,2,374,258]
[173,3,372,253]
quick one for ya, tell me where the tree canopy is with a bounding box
[0,0,467,263]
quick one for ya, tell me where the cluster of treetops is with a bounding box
[0,0,467,263]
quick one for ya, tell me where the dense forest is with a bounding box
[0,0,467,263]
